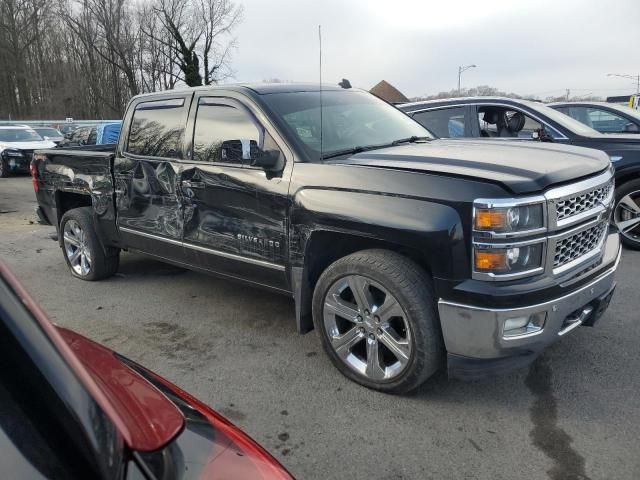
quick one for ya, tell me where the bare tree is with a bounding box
[197,0,242,85]
[0,0,243,119]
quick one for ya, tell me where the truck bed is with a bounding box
[32,144,117,228]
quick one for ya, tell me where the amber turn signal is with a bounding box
[474,250,509,271]
[474,209,508,230]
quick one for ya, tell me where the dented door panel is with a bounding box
[114,155,186,261]
[180,163,290,290]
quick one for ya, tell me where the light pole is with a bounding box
[607,73,640,95]
[458,64,477,94]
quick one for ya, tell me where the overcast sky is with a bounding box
[229,0,640,99]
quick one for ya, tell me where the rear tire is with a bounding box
[312,249,443,394]
[613,179,640,250]
[60,207,120,281]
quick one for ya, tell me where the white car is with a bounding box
[0,125,56,177]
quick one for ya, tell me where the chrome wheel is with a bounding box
[614,191,640,241]
[63,219,92,276]
[322,275,412,381]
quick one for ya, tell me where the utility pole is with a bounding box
[566,89,570,101]
[457,65,477,95]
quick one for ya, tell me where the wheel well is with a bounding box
[305,231,432,292]
[56,192,92,225]
[295,230,432,333]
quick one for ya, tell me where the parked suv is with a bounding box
[399,97,640,249]
[32,85,620,393]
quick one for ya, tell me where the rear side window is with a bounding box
[127,98,186,158]
[412,107,466,138]
[192,100,262,164]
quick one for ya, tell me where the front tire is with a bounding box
[312,249,443,394]
[613,179,640,250]
[60,207,120,280]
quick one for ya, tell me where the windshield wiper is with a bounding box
[391,135,431,145]
[320,146,367,161]
[320,136,430,161]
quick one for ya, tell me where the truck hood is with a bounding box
[329,139,610,195]
[0,140,56,151]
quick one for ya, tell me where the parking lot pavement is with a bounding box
[1,175,639,480]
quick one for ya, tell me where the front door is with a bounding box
[179,94,291,291]
[114,94,193,262]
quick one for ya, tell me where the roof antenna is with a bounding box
[339,79,351,89]
[318,24,323,161]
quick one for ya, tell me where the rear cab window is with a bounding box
[126,98,187,158]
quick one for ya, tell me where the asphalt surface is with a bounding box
[1,176,639,480]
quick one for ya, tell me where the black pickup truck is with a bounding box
[31,84,621,393]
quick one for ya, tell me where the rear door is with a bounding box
[179,93,292,291]
[114,94,193,262]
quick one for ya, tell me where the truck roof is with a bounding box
[131,83,349,102]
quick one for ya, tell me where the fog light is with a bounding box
[503,312,546,338]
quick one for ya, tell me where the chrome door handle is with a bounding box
[182,180,205,189]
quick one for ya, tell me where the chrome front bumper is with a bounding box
[438,239,621,361]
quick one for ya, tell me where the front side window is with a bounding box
[127,98,186,158]
[192,101,263,164]
[412,107,466,138]
[476,106,560,139]
[261,90,432,162]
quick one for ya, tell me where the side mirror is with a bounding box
[531,131,540,140]
[251,149,281,170]
[624,122,639,133]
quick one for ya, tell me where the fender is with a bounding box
[613,161,640,186]
[289,188,468,333]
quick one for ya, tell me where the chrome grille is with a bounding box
[554,223,607,269]
[555,181,613,221]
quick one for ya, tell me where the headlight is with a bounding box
[474,203,544,234]
[473,242,544,277]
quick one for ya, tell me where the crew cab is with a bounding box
[32,84,621,393]
[0,125,55,177]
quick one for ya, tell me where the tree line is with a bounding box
[0,0,242,120]
[410,85,603,103]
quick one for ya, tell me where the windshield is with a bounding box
[606,103,640,121]
[34,128,61,137]
[521,100,602,136]
[261,90,433,161]
[0,128,44,142]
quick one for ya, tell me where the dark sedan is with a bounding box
[399,97,640,249]
[549,101,640,134]
[0,262,294,480]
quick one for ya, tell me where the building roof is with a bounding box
[369,80,409,104]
